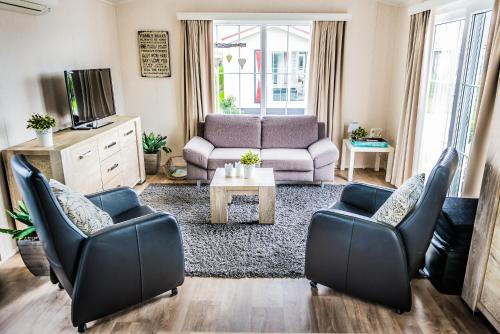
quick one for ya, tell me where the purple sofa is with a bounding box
[183,115,339,183]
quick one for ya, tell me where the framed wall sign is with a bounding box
[138,31,171,77]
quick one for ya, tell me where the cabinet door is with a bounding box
[119,121,141,187]
[480,211,500,323]
[65,140,103,193]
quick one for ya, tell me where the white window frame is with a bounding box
[213,21,312,116]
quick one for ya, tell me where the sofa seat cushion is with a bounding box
[261,149,313,171]
[204,114,261,148]
[208,148,260,170]
[261,115,319,148]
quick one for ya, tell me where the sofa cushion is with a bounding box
[372,173,425,226]
[49,179,113,235]
[208,148,260,170]
[261,148,313,171]
[308,137,339,168]
[261,116,319,148]
[183,136,214,169]
[204,114,261,148]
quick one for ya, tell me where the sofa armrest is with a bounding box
[308,138,339,168]
[305,209,411,311]
[183,136,214,169]
[340,182,394,214]
[85,187,141,218]
[71,212,184,326]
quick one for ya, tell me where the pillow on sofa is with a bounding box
[50,179,113,235]
[372,173,425,226]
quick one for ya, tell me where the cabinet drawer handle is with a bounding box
[124,130,134,136]
[107,163,119,172]
[105,141,117,149]
[78,150,92,159]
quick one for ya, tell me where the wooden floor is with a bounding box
[0,169,494,333]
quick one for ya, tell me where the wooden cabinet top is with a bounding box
[3,116,140,153]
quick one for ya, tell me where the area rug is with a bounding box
[140,184,344,278]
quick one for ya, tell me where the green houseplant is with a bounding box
[351,126,368,141]
[142,132,172,175]
[220,96,240,114]
[240,150,260,179]
[0,201,49,276]
[26,113,56,147]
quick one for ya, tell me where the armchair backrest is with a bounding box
[397,148,458,277]
[10,155,86,293]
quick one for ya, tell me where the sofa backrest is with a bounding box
[204,114,261,148]
[261,115,319,148]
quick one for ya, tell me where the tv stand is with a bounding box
[73,120,114,130]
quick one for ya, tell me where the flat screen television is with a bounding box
[64,68,116,129]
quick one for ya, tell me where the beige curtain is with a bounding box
[462,0,500,197]
[181,20,215,142]
[391,10,431,187]
[307,21,345,149]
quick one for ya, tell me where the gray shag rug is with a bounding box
[140,184,343,278]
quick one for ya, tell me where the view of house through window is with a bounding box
[214,24,311,115]
[418,9,491,196]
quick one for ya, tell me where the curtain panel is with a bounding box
[307,21,345,149]
[462,0,500,197]
[390,10,431,187]
[181,20,215,142]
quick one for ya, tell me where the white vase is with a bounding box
[35,129,53,147]
[224,163,234,177]
[243,164,255,179]
[235,162,244,178]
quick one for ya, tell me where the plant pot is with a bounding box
[35,128,53,147]
[243,164,255,179]
[144,152,161,175]
[16,239,50,276]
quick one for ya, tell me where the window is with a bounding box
[214,24,311,115]
[418,8,492,196]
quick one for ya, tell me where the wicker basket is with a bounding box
[163,156,187,180]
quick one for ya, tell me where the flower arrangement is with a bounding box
[351,126,368,141]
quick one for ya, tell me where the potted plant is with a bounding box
[142,132,172,175]
[351,126,368,141]
[0,201,49,276]
[26,113,56,147]
[240,150,260,179]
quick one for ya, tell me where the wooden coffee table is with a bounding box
[210,168,276,224]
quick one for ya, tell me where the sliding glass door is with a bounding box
[418,8,492,196]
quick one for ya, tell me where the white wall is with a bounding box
[0,0,123,260]
[115,0,409,167]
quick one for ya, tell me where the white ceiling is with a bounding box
[104,0,417,6]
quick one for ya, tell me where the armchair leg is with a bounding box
[77,324,87,332]
[394,309,404,315]
[310,281,318,288]
[171,287,178,296]
[196,180,201,188]
[58,282,64,290]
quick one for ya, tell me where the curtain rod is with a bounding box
[176,12,352,22]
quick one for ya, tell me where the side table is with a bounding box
[340,138,395,182]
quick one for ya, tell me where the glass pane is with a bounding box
[266,74,287,115]
[450,11,492,195]
[418,19,465,176]
[218,74,240,114]
[239,74,260,115]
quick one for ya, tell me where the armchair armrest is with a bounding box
[308,138,339,168]
[305,209,411,311]
[85,187,141,218]
[340,182,394,214]
[183,136,215,169]
[71,212,184,326]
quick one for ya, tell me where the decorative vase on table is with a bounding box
[243,164,256,179]
[35,128,53,147]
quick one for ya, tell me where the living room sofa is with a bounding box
[183,114,339,183]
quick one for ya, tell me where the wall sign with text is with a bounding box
[138,31,171,78]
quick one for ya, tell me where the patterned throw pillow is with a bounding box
[49,179,113,235]
[372,173,425,226]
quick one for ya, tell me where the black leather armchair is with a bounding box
[305,148,458,312]
[10,155,184,332]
